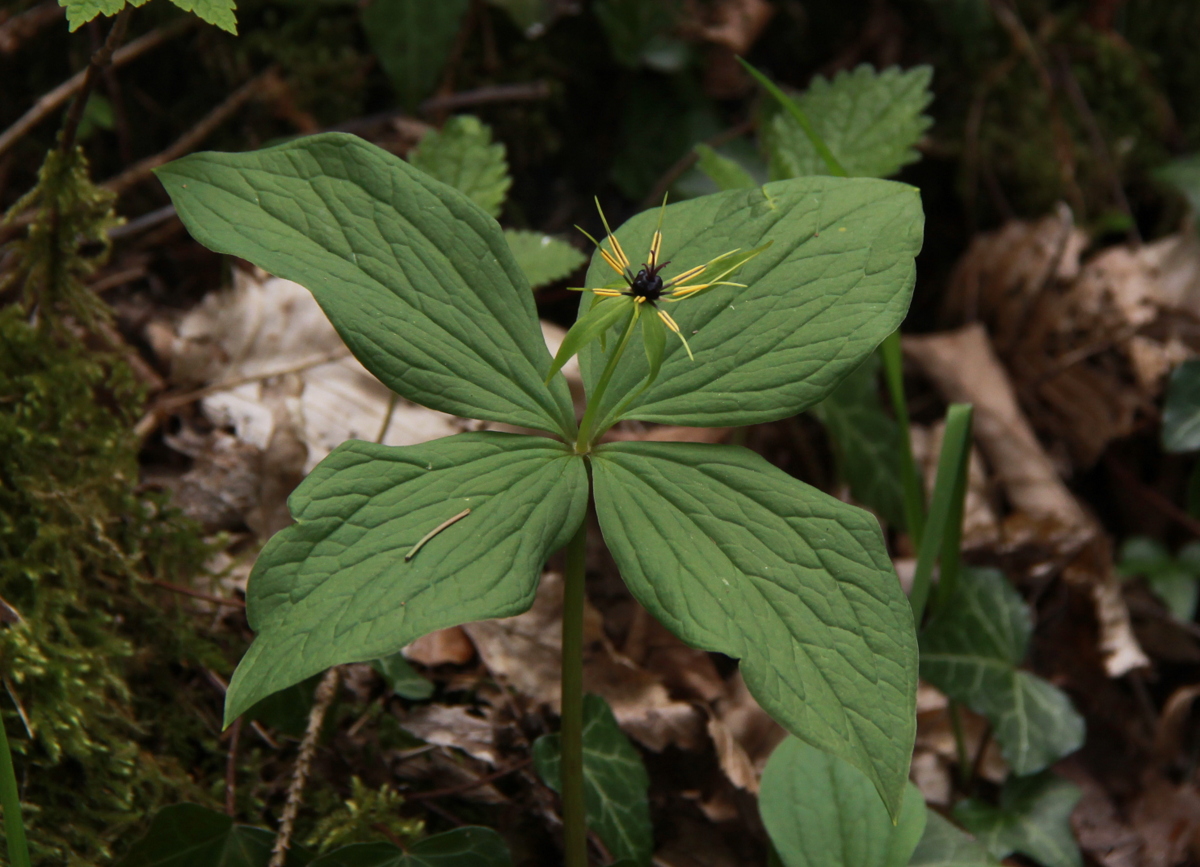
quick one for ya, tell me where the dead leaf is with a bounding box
[1129,772,1200,867]
[399,704,499,766]
[706,714,758,794]
[405,627,476,667]
[1056,757,1142,867]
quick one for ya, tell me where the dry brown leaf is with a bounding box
[914,681,1008,789]
[1153,684,1200,767]
[399,704,499,766]
[1056,758,1142,867]
[710,672,784,775]
[1129,772,1200,867]
[404,627,476,667]
[706,715,759,794]
[695,0,774,53]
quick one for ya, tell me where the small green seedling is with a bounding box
[1117,536,1200,622]
[157,129,924,865]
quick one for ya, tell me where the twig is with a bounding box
[1103,454,1200,539]
[270,667,341,867]
[405,509,472,561]
[0,2,63,55]
[202,669,279,749]
[0,17,194,159]
[104,68,275,194]
[225,717,243,816]
[59,8,132,156]
[404,757,533,801]
[639,118,754,211]
[150,578,245,608]
[419,81,551,115]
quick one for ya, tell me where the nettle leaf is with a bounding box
[813,353,906,528]
[766,65,933,180]
[169,0,238,32]
[157,133,575,438]
[953,772,1083,867]
[410,116,512,220]
[307,828,511,867]
[224,433,587,723]
[1163,358,1200,452]
[61,0,146,31]
[694,143,756,191]
[361,0,470,109]
[591,441,918,817]
[504,230,586,289]
[115,804,308,867]
[908,811,1000,867]
[576,177,922,431]
[759,736,926,867]
[920,568,1084,775]
[533,694,653,867]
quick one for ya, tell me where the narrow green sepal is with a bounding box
[641,311,666,390]
[546,295,632,385]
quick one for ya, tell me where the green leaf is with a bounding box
[361,0,470,109]
[765,65,933,180]
[694,144,756,191]
[611,77,719,199]
[485,0,554,38]
[372,652,434,700]
[115,804,309,867]
[533,694,653,867]
[1155,155,1200,217]
[759,736,926,867]
[410,116,512,220]
[1163,358,1200,452]
[169,0,238,32]
[504,230,586,289]
[156,133,575,438]
[1117,537,1200,621]
[548,296,632,384]
[246,674,318,736]
[577,177,922,431]
[813,353,905,528]
[60,0,146,31]
[953,772,1082,867]
[919,568,1084,775]
[641,310,665,391]
[306,828,511,867]
[591,441,918,818]
[224,433,587,723]
[907,811,1000,867]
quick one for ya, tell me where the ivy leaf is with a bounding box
[920,568,1085,775]
[372,652,434,701]
[157,133,575,438]
[759,736,926,867]
[224,433,587,723]
[1163,358,1200,452]
[361,0,470,110]
[578,177,922,431]
[765,65,933,180]
[908,811,1000,867]
[953,772,1083,867]
[169,0,237,32]
[306,828,512,867]
[504,229,586,289]
[410,116,512,220]
[533,694,653,867]
[813,353,906,528]
[115,804,309,867]
[591,441,918,818]
[694,143,756,191]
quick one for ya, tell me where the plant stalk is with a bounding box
[0,717,30,867]
[880,331,926,546]
[575,307,639,452]
[560,519,589,867]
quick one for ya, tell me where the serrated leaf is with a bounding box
[372,652,433,700]
[224,433,587,723]
[919,568,1084,775]
[533,694,653,866]
[813,353,906,528]
[591,441,918,818]
[694,144,756,191]
[953,772,1082,867]
[169,0,237,32]
[306,828,511,867]
[766,65,933,180]
[156,133,575,438]
[410,116,512,219]
[1163,358,1200,452]
[577,177,922,431]
[60,0,148,31]
[504,229,586,289]
[115,804,308,867]
[759,736,926,867]
[908,811,1000,867]
[361,0,470,110]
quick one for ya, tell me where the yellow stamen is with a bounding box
[669,283,710,298]
[595,199,630,272]
[635,296,646,303]
[664,262,706,287]
[599,247,626,276]
[657,308,681,333]
[649,230,662,268]
[593,287,624,297]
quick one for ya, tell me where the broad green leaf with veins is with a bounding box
[953,772,1082,867]
[576,178,922,432]
[533,694,653,867]
[223,434,587,723]
[759,736,926,867]
[920,568,1084,775]
[504,229,586,289]
[766,65,933,180]
[591,441,918,817]
[156,134,575,438]
[410,116,512,220]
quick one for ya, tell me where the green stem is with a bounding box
[949,701,972,790]
[0,719,30,867]
[560,519,589,867]
[880,331,926,546]
[575,308,639,453]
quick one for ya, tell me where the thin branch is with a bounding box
[270,667,341,867]
[419,81,551,114]
[150,578,245,608]
[59,8,132,156]
[404,757,532,801]
[0,2,64,55]
[0,17,194,159]
[225,717,243,816]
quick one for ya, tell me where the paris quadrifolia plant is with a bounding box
[156,131,924,866]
